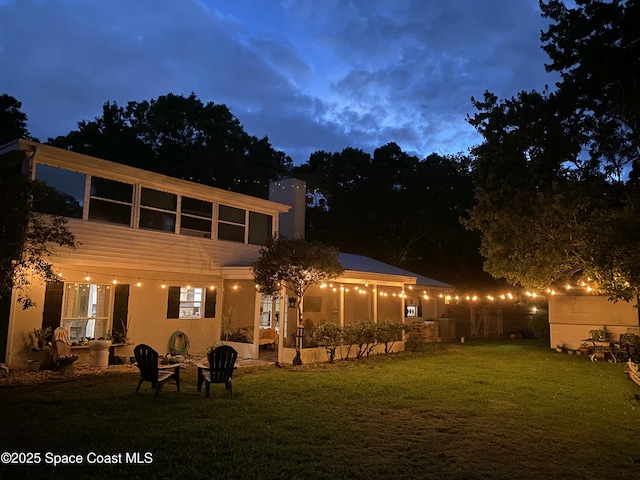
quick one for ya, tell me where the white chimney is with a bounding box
[269,177,306,239]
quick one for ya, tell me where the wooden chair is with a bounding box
[197,345,238,397]
[134,344,181,396]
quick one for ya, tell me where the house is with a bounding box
[0,139,452,370]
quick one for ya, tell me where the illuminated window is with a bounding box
[60,283,111,341]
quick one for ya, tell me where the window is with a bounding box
[180,196,212,238]
[33,164,85,218]
[167,286,216,319]
[139,187,177,232]
[60,283,111,341]
[218,204,246,242]
[248,211,272,246]
[88,177,133,225]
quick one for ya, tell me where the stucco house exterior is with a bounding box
[1,139,452,370]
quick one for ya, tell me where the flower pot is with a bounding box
[27,360,41,372]
[88,340,112,368]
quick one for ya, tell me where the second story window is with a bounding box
[88,177,133,226]
[139,187,177,233]
[33,164,85,218]
[248,211,272,246]
[180,196,212,238]
[217,204,246,243]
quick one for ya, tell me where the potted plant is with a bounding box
[590,326,611,342]
[32,326,52,349]
[577,343,592,356]
[555,342,567,353]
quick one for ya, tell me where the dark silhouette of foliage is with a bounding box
[49,93,293,198]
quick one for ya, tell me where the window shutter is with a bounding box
[204,289,217,318]
[112,284,130,339]
[167,286,180,319]
[42,282,64,332]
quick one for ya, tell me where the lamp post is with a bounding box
[292,294,304,366]
[293,321,304,365]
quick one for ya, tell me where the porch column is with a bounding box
[253,290,261,359]
[339,287,345,327]
[373,284,378,324]
[277,293,286,364]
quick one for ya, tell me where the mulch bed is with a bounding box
[0,363,138,387]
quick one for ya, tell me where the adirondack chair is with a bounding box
[197,345,238,397]
[134,344,181,396]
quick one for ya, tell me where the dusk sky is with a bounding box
[0,0,557,164]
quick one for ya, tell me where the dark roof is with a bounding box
[339,253,453,289]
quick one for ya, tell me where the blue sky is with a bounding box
[0,0,556,164]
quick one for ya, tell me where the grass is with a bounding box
[1,340,640,479]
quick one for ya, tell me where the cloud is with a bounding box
[0,0,556,164]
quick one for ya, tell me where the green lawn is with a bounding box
[1,340,639,479]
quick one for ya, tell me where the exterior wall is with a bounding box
[7,265,223,369]
[549,295,639,349]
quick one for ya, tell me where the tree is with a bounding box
[251,236,344,364]
[466,0,640,303]
[50,93,293,198]
[294,143,488,289]
[0,159,77,310]
[0,94,36,144]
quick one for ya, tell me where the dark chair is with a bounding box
[134,344,181,396]
[197,345,238,397]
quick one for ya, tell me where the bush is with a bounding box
[531,311,550,342]
[375,321,407,354]
[312,322,342,363]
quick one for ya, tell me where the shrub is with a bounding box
[375,321,407,354]
[312,322,342,363]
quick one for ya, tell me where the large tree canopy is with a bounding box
[49,93,293,198]
[294,143,492,289]
[466,0,640,301]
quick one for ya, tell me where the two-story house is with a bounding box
[1,139,452,370]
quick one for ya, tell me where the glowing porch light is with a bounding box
[136,279,142,287]
[85,273,91,281]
